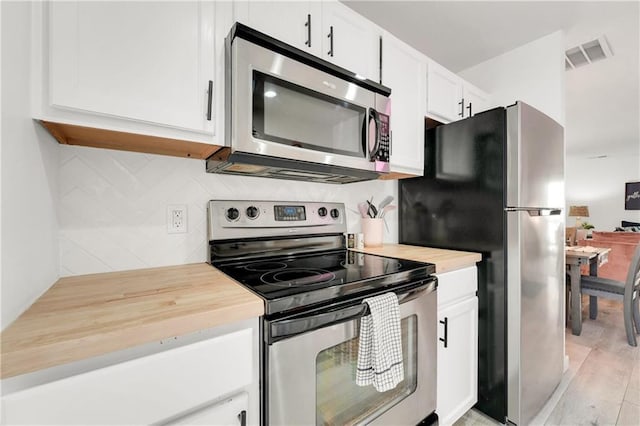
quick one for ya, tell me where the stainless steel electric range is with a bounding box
[208,200,438,426]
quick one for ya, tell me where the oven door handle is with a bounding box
[269,278,436,342]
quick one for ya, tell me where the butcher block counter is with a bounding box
[1,245,478,380]
[357,244,481,273]
[0,263,263,379]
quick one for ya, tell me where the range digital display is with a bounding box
[274,205,306,221]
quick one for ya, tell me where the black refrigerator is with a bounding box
[400,102,565,425]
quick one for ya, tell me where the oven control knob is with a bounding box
[226,207,240,221]
[246,206,259,219]
[318,207,328,217]
[330,208,340,219]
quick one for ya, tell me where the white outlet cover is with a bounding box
[167,204,187,234]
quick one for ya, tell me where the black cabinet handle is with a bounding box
[466,102,473,117]
[378,36,383,84]
[439,318,448,348]
[238,410,247,426]
[304,14,311,47]
[458,98,464,117]
[327,26,334,57]
[206,80,213,121]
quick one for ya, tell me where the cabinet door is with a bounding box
[322,1,380,81]
[426,60,463,123]
[49,1,214,135]
[381,32,426,176]
[1,329,254,425]
[463,82,492,117]
[437,297,478,426]
[245,1,322,56]
[167,392,248,426]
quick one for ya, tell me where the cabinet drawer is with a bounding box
[167,391,248,425]
[2,328,253,425]
[436,266,478,307]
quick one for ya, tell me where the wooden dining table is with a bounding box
[565,246,611,335]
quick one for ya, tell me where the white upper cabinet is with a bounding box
[321,0,380,81]
[243,1,322,57]
[381,32,426,176]
[240,1,380,82]
[463,81,492,117]
[427,60,492,123]
[46,1,215,138]
[426,60,464,122]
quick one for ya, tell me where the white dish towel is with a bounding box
[355,292,404,392]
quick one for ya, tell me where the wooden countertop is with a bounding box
[356,244,481,273]
[0,263,264,379]
[0,245,478,379]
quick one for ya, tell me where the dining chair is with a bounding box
[580,243,640,346]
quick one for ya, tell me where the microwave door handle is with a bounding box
[368,108,381,159]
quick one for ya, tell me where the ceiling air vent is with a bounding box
[565,35,613,70]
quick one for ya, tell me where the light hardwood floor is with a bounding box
[454,297,640,425]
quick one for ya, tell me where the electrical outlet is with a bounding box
[167,205,187,234]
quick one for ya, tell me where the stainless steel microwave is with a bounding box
[206,23,392,184]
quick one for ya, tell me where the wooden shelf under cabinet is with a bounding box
[39,120,222,160]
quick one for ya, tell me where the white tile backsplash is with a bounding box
[59,145,399,276]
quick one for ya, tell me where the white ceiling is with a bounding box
[344,1,640,158]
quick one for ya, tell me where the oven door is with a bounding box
[265,279,437,426]
[231,37,388,172]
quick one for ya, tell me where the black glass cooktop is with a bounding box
[214,250,435,315]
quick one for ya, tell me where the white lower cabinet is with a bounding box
[167,392,248,426]
[1,321,258,425]
[436,266,479,426]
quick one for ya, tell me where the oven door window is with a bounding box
[252,71,366,158]
[315,315,418,425]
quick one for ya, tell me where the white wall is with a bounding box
[459,29,640,230]
[0,1,400,330]
[1,2,60,330]
[59,145,398,276]
[566,153,640,230]
[459,31,566,126]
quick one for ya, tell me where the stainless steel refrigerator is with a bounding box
[399,101,565,425]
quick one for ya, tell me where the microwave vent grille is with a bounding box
[205,151,380,184]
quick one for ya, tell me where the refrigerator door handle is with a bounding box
[505,207,562,216]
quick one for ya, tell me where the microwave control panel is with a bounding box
[373,113,390,163]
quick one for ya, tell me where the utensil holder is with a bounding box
[361,218,384,247]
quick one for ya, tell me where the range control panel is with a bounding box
[274,205,306,221]
[208,200,346,241]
